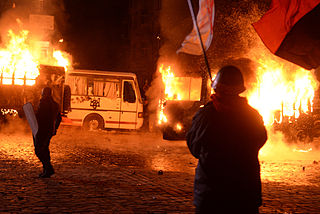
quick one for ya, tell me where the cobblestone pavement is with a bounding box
[0,124,320,213]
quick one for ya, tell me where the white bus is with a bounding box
[63,69,144,130]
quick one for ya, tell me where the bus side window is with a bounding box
[93,81,104,96]
[123,81,136,103]
[66,75,87,95]
[104,82,119,99]
[88,80,94,95]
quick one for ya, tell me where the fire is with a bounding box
[245,57,318,157]
[158,64,179,125]
[157,64,202,125]
[158,99,167,125]
[246,59,317,126]
[0,24,71,86]
[53,50,70,72]
[0,29,39,86]
[159,65,182,100]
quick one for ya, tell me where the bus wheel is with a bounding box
[83,114,104,131]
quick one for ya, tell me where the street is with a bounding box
[0,120,320,213]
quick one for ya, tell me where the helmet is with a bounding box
[211,65,246,95]
[41,87,53,97]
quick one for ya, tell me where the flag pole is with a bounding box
[187,0,212,81]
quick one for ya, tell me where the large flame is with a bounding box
[159,64,182,100]
[53,50,71,72]
[246,57,318,157]
[157,58,318,148]
[157,64,202,125]
[246,59,317,126]
[0,29,39,86]
[0,24,71,86]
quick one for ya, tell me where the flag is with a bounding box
[177,0,215,55]
[253,0,320,70]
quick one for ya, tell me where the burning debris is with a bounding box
[155,64,203,140]
[0,24,71,87]
[0,4,72,119]
[243,51,319,145]
[153,57,320,145]
[0,28,39,86]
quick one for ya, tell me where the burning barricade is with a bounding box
[156,60,320,143]
[0,19,72,119]
[245,60,319,144]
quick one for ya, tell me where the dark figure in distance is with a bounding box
[34,87,62,178]
[187,65,267,213]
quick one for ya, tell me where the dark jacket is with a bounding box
[36,95,62,138]
[186,95,267,208]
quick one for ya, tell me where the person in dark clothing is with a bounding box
[187,65,267,214]
[34,87,62,178]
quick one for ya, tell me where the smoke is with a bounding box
[0,0,71,58]
[144,0,199,129]
[0,2,31,42]
[158,0,192,62]
[0,115,30,135]
[145,72,162,131]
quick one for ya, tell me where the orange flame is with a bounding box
[159,64,181,100]
[157,64,202,125]
[0,29,39,86]
[53,50,71,72]
[246,59,317,126]
[0,25,72,86]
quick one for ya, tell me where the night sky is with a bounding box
[0,0,272,74]
[61,0,130,71]
[0,0,131,71]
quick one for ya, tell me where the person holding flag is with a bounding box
[187,65,267,213]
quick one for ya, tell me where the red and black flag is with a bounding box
[253,0,320,70]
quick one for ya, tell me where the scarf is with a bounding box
[210,93,248,113]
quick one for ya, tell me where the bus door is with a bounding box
[120,79,138,129]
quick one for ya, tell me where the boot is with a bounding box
[39,165,55,178]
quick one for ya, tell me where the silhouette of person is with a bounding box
[34,87,61,178]
[187,65,267,213]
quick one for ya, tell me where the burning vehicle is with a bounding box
[0,64,69,117]
[157,58,320,143]
[157,65,206,140]
[245,60,319,144]
[0,15,71,123]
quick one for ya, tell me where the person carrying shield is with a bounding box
[34,87,61,178]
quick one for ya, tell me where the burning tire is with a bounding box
[83,114,104,131]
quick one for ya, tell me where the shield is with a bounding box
[23,102,38,137]
[253,0,320,70]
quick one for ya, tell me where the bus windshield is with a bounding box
[166,77,202,101]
